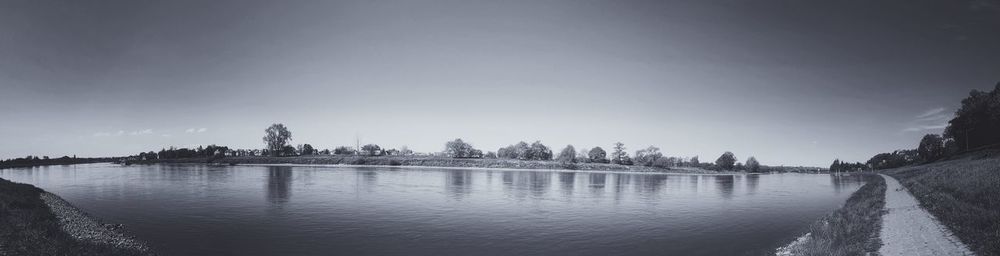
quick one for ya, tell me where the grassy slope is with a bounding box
[146,155,718,173]
[882,149,1000,255]
[0,178,144,256]
[784,174,886,256]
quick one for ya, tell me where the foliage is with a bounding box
[557,145,577,163]
[361,144,382,156]
[746,156,760,172]
[715,151,737,170]
[445,138,482,158]
[943,82,1000,151]
[917,134,945,162]
[263,123,292,156]
[334,146,356,155]
[588,147,608,163]
[497,141,551,160]
[865,150,918,170]
[633,145,663,167]
[611,142,628,165]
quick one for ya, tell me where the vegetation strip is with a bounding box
[776,174,886,256]
[0,178,152,256]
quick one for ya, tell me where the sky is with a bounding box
[2,0,999,167]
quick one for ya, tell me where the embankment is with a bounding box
[776,173,886,256]
[0,178,152,256]
[881,149,1000,255]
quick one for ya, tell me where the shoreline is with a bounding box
[136,155,791,175]
[0,178,152,256]
[233,162,746,176]
[774,173,886,255]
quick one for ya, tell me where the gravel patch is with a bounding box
[39,192,153,255]
[879,174,973,256]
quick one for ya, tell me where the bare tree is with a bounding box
[263,123,292,156]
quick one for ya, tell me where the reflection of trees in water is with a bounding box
[715,175,735,199]
[499,171,550,199]
[445,169,473,199]
[588,173,606,196]
[830,174,865,194]
[267,166,293,204]
[633,174,669,195]
[558,172,575,196]
[528,172,551,197]
[745,174,760,194]
[356,170,378,193]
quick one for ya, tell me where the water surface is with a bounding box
[0,164,865,255]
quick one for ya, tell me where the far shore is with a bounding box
[137,155,736,174]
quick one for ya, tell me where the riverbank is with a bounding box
[776,173,886,256]
[142,155,721,173]
[0,178,152,256]
[881,148,1000,255]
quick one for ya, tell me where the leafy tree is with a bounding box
[588,147,609,163]
[263,123,293,156]
[399,146,414,156]
[558,145,577,163]
[943,82,1000,150]
[529,141,553,160]
[611,142,627,164]
[484,151,497,158]
[445,138,480,158]
[917,134,945,162]
[715,151,737,170]
[299,144,316,155]
[690,156,699,165]
[633,146,663,167]
[334,146,355,155]
[281,145,296,156]
[746,156,760,172]
[361,144,382,156]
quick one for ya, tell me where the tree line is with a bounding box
[850,82,1000,171]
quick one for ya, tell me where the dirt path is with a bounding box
[879,174,973,256]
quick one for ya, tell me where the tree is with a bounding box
[633,146,663,167]
[690,156,700,165]
[917,134,945,162]
[399,146,414,156]
[528,141,553,160]
[746,156,760,173]
[943,82,1000,150]
[445,138,480,158]
[558,145,577,163]
[334,146,355,155]
[361,144,382,156]
[715,151,737,170]
[263,123,292,156]
[588,147,608,163]
[611,142,627,164]
[830,159,841,172]
[298,144,315,155]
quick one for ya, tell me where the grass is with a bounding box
[146,155,719,173]
[0,178,144,256]
[779,174,886,256]
[882,149,1000,255]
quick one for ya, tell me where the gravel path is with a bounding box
[40,192,153,254]
[879,174,973,256]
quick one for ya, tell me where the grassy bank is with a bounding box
[777,174,886,256]
[881,149,1000,255]
[144,155,719,173]
[0,178,148,255]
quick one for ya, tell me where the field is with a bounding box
[882,149,1000,255]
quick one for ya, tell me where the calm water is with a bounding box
[0,164,865,256]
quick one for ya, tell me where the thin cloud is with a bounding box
[902,123,948,133]
[185,128,207,133]
[197,128,207,133]
[129,129,153,136]
[916,107,946,119]
[185,128,196,133]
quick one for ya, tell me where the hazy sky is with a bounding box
[2,0,999,166]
